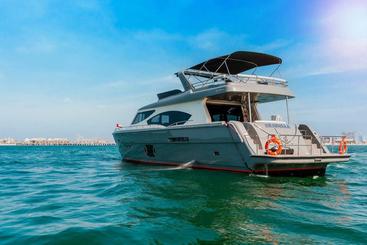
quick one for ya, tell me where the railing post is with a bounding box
[286,96,290,124]
[248,92,252,123]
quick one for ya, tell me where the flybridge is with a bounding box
[188,51,282,75]
[177,69,287,91]
[154,50,292,102]
[175,51,285,92]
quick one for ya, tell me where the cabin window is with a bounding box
[150,115,160,124]
[147,111,192,126]
[207,104,244,122]
[132,110,155,124]
[161,114,170,125]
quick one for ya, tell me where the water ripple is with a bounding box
[0,145,366,244]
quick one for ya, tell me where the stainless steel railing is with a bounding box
[319,136,349,154]
[258,134,326,156]
[185,70,287,90]
[249,132,326,156]
[114,124,165,131]
[250,133,349,156]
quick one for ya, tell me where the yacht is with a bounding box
[113,51,350,176]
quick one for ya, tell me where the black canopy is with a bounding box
[189,51,282,74]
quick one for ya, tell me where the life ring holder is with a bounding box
[338,137,348,154]
[265,135,283,156]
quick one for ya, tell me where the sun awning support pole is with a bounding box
[286,96,290,124]
[177,72,194,91]
[248,92,252,123]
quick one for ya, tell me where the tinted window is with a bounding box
[150,115,160,124]
[161,114,169,124]
[147,111,191,126]
[132,110,155,124]
[207,104,243,122]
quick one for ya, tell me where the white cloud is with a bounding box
[188,29,228,51]
[254,39,292,52]
[283,1,367,78]
[102,75,177,90]
[127,28,248,52]
[103,80,131,89]
[132,29,182,42]
[96,104,106,109]
[63,97,72,103]
[16,37,57,54]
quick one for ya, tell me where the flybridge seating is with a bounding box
[181,69,287,91]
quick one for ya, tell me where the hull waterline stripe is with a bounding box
[123,158,325,174]
[252,154,350,159]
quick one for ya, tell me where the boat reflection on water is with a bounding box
[116,161,352,243]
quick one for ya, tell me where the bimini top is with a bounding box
[189,51,282,75]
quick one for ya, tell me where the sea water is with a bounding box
[0,146,366,244]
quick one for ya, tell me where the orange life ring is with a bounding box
[338,137,348,154]
[265,135,283,156]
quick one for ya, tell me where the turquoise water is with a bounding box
[0,146,366,244]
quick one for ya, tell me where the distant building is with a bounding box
[320,131,366,145]
[74,138,113,146]
[23,138,70,145]
[20,137,115,146]
[1,136,115,146]
[341,132,357,144]
[0,138,16,145]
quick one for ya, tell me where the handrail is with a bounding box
[247,131,325,156]
[114,124,165,131]
[168,119,193,127]
[183,69,287,90]
[264,133,324,156]
[319,136,349,154]
[246,123,348,156]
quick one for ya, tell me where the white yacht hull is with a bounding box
[113,122,349,177]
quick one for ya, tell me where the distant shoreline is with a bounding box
[0,138,115,146]
[2,143,366,147]
[0,144,116,146]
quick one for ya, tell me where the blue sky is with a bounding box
[0,0,366,140]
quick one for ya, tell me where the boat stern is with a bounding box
[233,121,351,176]
[249,153,350,176]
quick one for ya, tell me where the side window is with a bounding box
[161,114,170,125]
[150,115,160,124]
[169,111,191,125]
[132,110,155,124]
[147,111,191,126]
